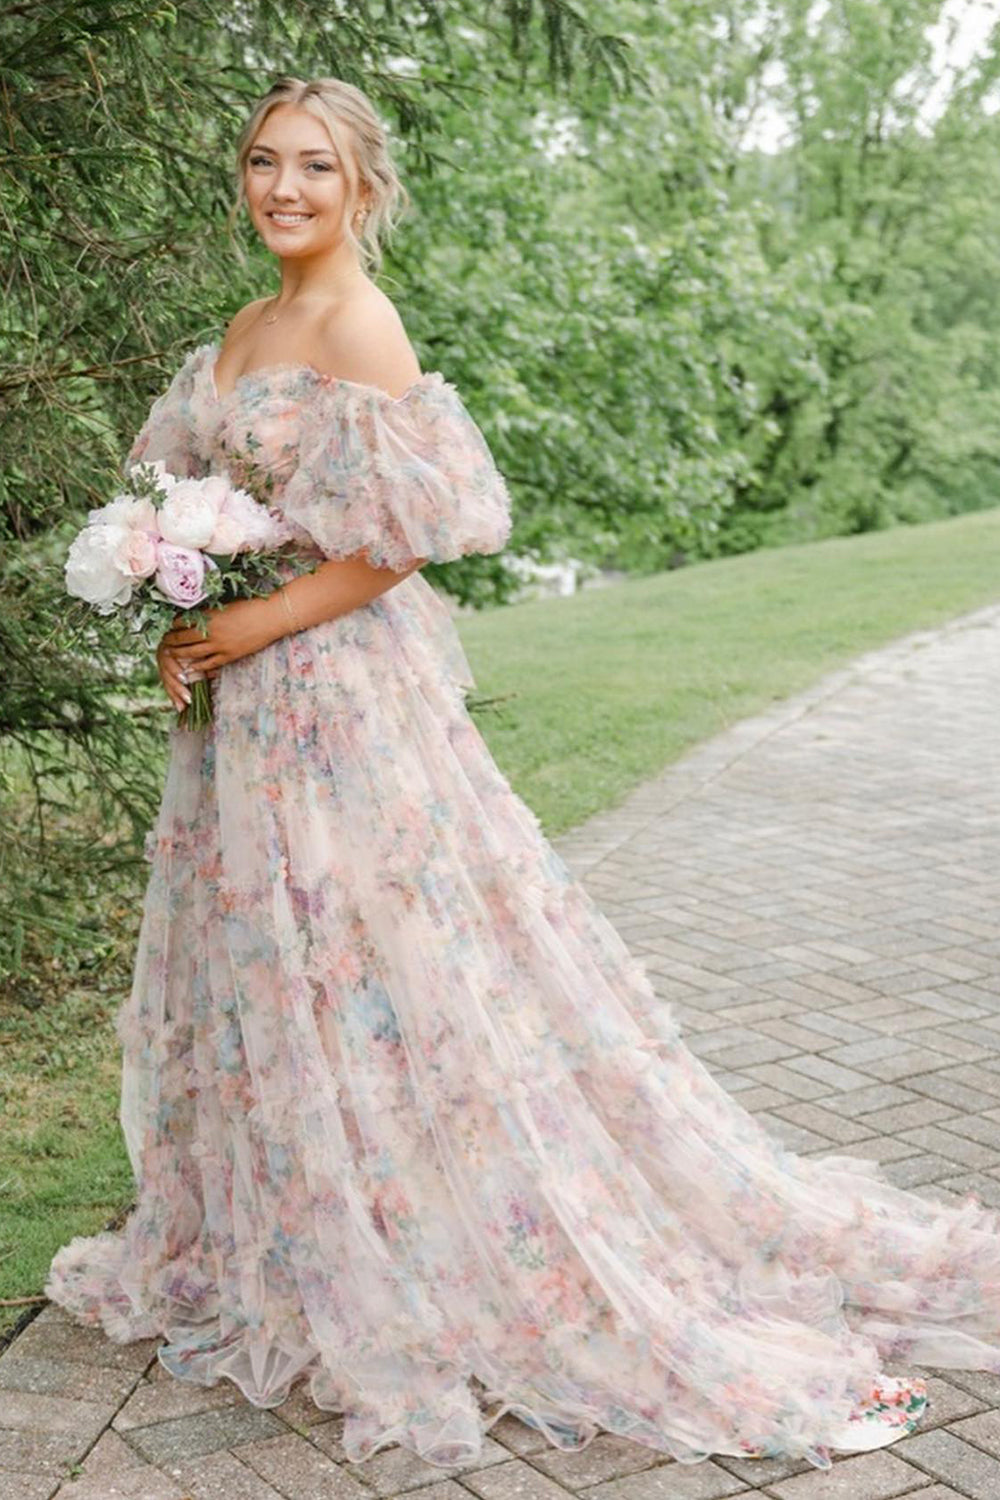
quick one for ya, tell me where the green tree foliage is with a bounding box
[712,0,1000,547]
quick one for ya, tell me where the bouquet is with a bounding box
[64,460,303,729]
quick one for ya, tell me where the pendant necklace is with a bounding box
[261,267,365,326]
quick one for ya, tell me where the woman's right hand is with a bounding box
[156,636,192,714]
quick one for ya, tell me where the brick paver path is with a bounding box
[2,602,999,1500]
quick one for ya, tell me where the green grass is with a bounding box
[3,505,999,1339]
[461,508,1000,833]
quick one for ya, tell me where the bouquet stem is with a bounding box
[177,676,213,731]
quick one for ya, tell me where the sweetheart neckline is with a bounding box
[203,341,442,406]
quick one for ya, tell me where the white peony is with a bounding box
[221,485,294,550]
[87,493,159,534]
[158,475,229,549]
[65,523,137,613]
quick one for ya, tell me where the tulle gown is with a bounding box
[45,340,1000,1473]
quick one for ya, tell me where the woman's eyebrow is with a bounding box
[251,142,337,156]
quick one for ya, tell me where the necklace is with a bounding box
[261,268,365,325]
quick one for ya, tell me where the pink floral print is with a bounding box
[43,341,1000,1474]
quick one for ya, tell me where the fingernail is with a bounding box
[182,689,192,705]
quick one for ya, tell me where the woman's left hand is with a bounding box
[160,597,279,680]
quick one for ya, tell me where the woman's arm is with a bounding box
[161,551,427,684]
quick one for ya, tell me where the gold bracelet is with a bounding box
[279,585,303,635]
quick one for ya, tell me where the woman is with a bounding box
[45,75,1000,1474]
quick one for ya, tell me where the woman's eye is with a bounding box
[248,155,333,171]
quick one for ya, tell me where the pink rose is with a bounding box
[114,527,159,580]
[155,544,210,608]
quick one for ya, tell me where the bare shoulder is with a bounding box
[219,297,271,349]
[316,284,422,399]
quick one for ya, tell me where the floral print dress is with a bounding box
[45,341,1000,1472]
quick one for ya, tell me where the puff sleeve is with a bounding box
[123,344,211,480]
[278,372,513,572]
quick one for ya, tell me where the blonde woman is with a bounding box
[44,75,1000,1475]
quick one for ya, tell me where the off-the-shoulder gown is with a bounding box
[45,342,1000,1472]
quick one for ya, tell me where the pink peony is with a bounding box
[114,527,159,580]
[155,543,211,608]
[205,510,245,556]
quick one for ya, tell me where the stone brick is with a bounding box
[713,1449,812,1485]
[903,1071,1000,1113]
[942,1368,1000,1405]
[528,1431,666,1489]
[112,1369,243,1430]
[766,1449,928,1499]
[739,1063,830,1101]
[772,1101,876,1145]
[898,1125,1000,1171]
[11,1319,160,1375]
[893,1426,1000,1498]
[857,1049,955,1084]
[175,1448,290,1499]
[123,1403,286,1468]
[938,1172,1000,1208]
[851,1101,958,1134]
[0,1426,92,1477]
[826,1136,920,1164]
[233,1432,379,1498]
[939,1113,1000,1149]
[0,1388,116,1440]
[819,1083,918,1117]
[585,1459,747,1498]
[879,1154,964,1189]
[940,1406,1000,1456]
[0,1352,138,1406]
[740,1112,828,1153]
[792,1014,879,1044]
[343,1435,508,1494]
[0,1476,58,1500]
[459,1457,578,1498]
[50,1473,186,1498]
[486,1412,552,1457]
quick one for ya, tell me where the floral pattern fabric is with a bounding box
[45,342,1000,1473]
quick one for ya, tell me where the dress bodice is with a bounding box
[125,342,513,574]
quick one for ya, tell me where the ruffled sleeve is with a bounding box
[123,343,211,480]
[278,372,513,572]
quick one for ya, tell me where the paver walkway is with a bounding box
[2,601,999,1500]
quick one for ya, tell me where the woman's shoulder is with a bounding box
[314,283,423,401]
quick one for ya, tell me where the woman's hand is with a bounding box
[156,634,191,714]
[159,597,280,686]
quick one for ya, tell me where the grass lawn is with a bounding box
[462,507,1000,834]
[3,505,999,1340]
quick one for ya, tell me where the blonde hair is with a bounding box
[227,76,410,275]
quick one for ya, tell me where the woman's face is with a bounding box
[244,103,362,257]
